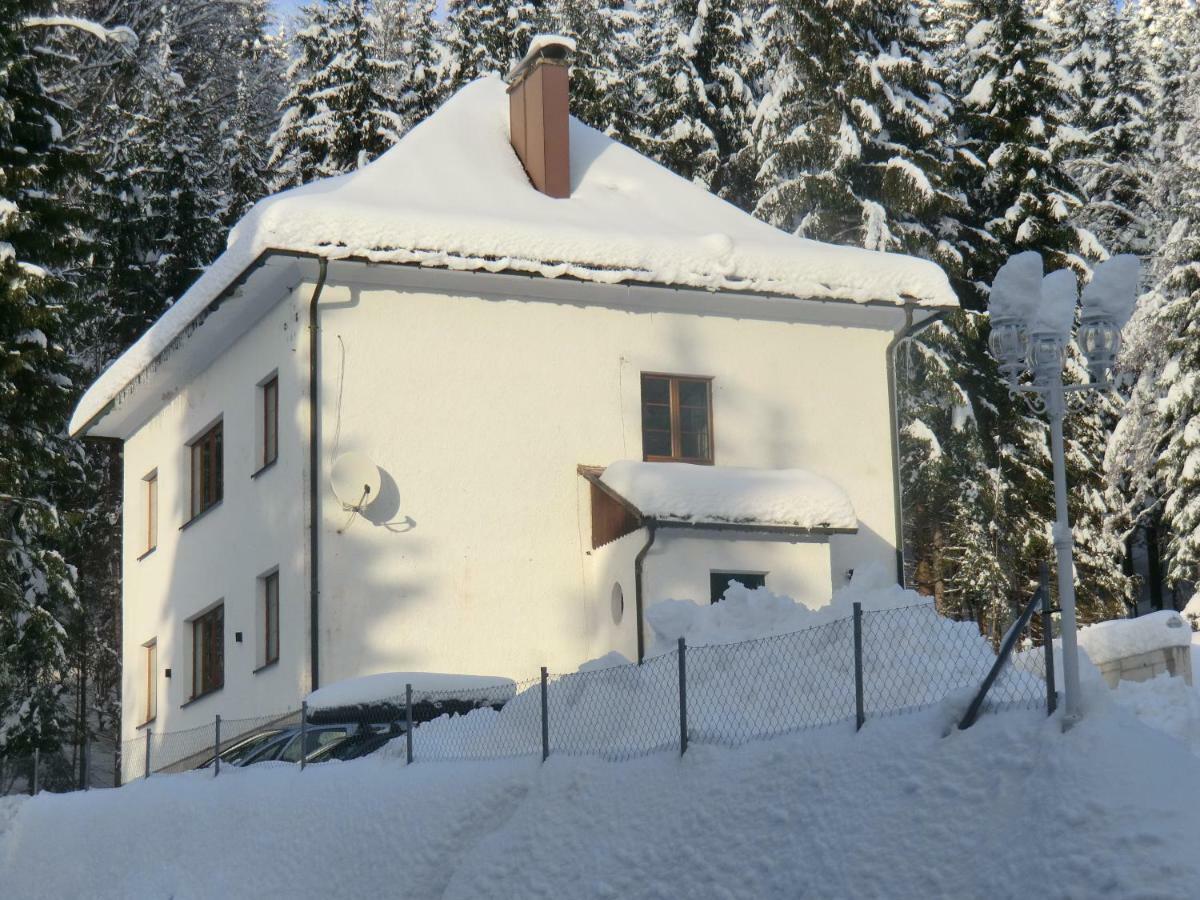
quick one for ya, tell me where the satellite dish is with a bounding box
[330,452,381,511]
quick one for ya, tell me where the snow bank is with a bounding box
[1075,610,1192,667]
[306,671,514,712]
[70,76,955,435]
[6,702,1200,899]
[599,460,857,530]
[398,568,1038,760]
[643,563,918,652]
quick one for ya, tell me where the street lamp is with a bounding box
[986,252,1140,725]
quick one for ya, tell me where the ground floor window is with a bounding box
[192,604,224,699]
[144,640,157,723]
[710,571,766,604]
[264,571,279,666]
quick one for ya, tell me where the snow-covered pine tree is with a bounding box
[221,2,285,224]
[386,0,446,134]
[634,0,760,209]
[547,0,640,142]
[269,0,403,188]
[1108,11,1200,588]
[754,0,961,261]
[950,0,1086,300]
[1036,0,1153,257]
[0,3,86,760]
[443,0,546,91]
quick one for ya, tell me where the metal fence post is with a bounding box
[214,715,221,778]
[405,684,414,765]
[144,728,151,779]
[300,701,308,771]
[32,748,39,796]
[540,667,549,762]
[678,637,688,756]
[1040,562,1057,716]
[853,602,865,731]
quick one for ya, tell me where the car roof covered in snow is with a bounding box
[70,76,956,437]
[597,460,858,532]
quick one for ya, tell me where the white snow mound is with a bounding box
[1075,610,1192,667]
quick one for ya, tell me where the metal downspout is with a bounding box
[633,522,658,664]
[886,306,947,587]
[308,259,329,692]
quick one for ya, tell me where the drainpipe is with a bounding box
[307,259,329,692]
[886,305,947,587]
[633,522,657,663]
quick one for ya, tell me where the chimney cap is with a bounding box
[507,34,576,83]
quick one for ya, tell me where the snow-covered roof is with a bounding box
[70,76,956,437]
[598,460,857,531]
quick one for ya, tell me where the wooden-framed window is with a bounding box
[261,376,278,470]
[144,640,157,723]
[144,470,158,554]
[191,604,224,699]
[641,374,713,464]
[710,571,767,604]
[264,571,279,666]
[190,421,223,519]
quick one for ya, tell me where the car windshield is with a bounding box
[278,727,348,763]
[223,730,283,765]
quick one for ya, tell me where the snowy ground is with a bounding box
[4,592,1200,898]
[3,680,1200,898]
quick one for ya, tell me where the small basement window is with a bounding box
[641,374,713,464]
[710,572,766,604]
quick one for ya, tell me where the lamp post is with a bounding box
[986,252,1140,724]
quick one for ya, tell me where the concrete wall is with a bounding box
[117,265,906,757]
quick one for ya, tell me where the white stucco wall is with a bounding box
[115,263,907,768]
[119,282,309,774]
[315,268,900,685]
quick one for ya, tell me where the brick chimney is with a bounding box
[506,35,575,199]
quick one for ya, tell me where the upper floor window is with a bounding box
[190,421,223,519]
[143,470,158,555]
[191,604,224,700]
[260,375,278,471]
[641,374,713,464]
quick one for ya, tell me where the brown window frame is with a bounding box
[144,640,157,724]
[261,376,278,469]
[144,470,158,554]
[189,421,223,520]
[264,571,279,666]
[640,373,714,464]
[191,604,224,700]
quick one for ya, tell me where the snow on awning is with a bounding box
[70,76,956,437]
[596,460,857,533]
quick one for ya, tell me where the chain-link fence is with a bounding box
[3,599,1055,793]
[0,739,120,797]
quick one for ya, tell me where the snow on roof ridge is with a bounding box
[599,460,858,531]
[70,76,957,437]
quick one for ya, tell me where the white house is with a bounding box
[69,39,957,767]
